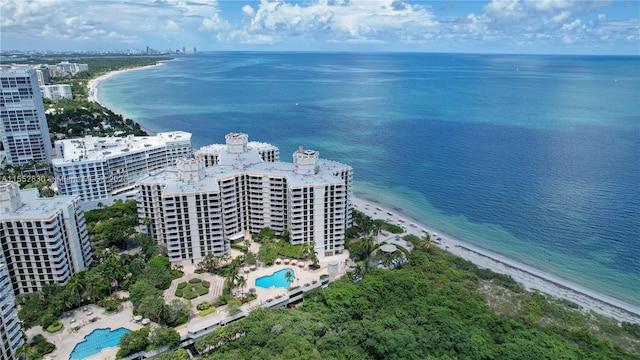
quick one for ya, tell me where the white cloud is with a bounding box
[0,0,637,53]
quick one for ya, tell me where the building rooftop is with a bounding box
[52,131,192,163]
[0,182,77,220]
[197,140,277,154]
[139,151,349,195]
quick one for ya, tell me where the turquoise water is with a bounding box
[69,327,131,360]
[98,53,640,307]
[256,268,295,288]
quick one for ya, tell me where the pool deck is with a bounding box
[33,246,352,359]
[27,301,143,360]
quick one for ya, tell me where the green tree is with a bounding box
[149,327,181,350]
[15,344,33,360]
[227,298,242,316]
[361,236,376,258]
[236,275,247,299]
[154,301,171,325]
[66,274,86,305]
[129,281,160,306]
[117,327,150,358]
[285,270,295,288]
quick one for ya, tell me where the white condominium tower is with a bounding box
[0,65,52,172]
[0,181,93,295]
[137,133,353,263]
[0,260,24,360]
[53,131,192,201]
[0,259,24,360]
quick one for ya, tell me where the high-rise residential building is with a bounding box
[0,181,92,295]
[137,133,352,263]
[40,84,72,101]
[52,131,192,202]
[0,66,53,173]
[0,260,24,360]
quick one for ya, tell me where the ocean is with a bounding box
[98,52,640,307]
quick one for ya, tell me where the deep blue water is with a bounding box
[99,52,640,306]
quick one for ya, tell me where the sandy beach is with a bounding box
[352,196,640,324]
[87,62,170,136]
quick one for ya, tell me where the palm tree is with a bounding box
[143,216,153,236]
[301,242,312,260]
[236,276,246,299]
[361,236,375,258]
[15,343,33,360]
[67,276,86,306]
[154,301,171,325]
[225,272,241,296]
[285,270,294,288]
[309,241,320,269]
[371,219,384,239]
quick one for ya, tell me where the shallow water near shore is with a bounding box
[98,52,640,307]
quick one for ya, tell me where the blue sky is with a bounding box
[1,0,639,54]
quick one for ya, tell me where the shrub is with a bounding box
[46,321,63,333]
[198,287,209,296]
[384,223,404,234]
[177,282,188,289]
[184,292,198,300]
[175,289,184,297]
[188,278,202,284]
[197,302,211,311]
[40,313,57,329]
[199,307,217,317]
[215,293,231,306]
[202,281,210,288]
[320,274,329,280]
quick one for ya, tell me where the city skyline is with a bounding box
[1,0,639,55]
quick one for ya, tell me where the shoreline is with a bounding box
[352,196,640,324]
[87,64,640,325]
[87,62,172,136]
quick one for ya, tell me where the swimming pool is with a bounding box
[255,268,295,288]
[69,327,131,360]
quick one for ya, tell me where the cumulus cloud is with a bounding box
[0,0,637,53]
[230,0,438,45]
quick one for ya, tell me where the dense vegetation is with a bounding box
[116,326,181,359]
[177,242,639,359]
[10,190,640,358]
[84,199,139,248]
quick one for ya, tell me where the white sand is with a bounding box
[352,197,640,324]
[87,62,173,136]
[87,63,162,104]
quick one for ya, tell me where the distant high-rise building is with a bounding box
[0,260,24,360]
[0,66,52,173]
[34,65,51,85]
[41,84,72,101]
[0,181,93,295]
[193,47,197,54]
